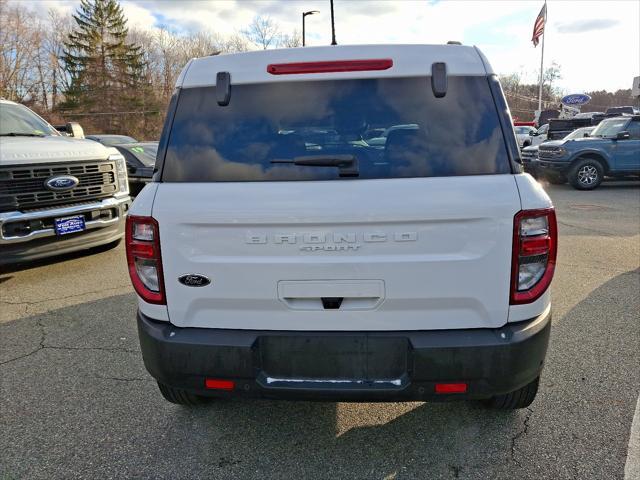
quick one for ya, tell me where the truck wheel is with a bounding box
[569,158,604,190]
[484,376,539,410]
[157,382,210,406]
[544,171,567,185]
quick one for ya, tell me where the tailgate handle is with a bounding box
[278,280,384,311]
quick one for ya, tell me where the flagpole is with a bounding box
[537,2,546,113]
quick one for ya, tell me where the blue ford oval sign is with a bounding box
[44,175,79,192]
[561,94,591,106]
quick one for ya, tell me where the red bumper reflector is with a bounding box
[205,379,235,391]
[435,383,468,394]
[267,59,393,75]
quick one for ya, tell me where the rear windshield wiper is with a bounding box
[0,132,46,137]
[271,154,359,177]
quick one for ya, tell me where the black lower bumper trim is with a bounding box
[137,309,551,401]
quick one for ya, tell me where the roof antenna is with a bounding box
[330,0,337,45]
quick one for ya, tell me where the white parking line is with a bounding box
[625,394,640,480]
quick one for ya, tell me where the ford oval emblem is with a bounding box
[44,175,79,192]
[178,274,211,287]
[561,94,591,106]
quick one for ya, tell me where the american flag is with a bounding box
[532,3,547,47]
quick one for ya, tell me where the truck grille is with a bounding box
[521,149,538,164]
[0,161,118,212]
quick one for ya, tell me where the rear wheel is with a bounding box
[569,158,604,190]
[157,382,210,406]
[484,376,539,410]
[543,171,567,185]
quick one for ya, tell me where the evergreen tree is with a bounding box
[60,0,152,133]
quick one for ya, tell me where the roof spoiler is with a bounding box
[216,71,231,106]
[431,62,447,98]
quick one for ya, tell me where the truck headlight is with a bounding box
[109,153,129,195]
[555,147,567,157]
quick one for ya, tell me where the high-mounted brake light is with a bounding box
[267,59,393,75]
[125,215,165,305]
[510,208,557,305]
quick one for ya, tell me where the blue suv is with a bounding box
[535,115,640,190]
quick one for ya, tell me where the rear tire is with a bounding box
[157,382,210,406]
[484,376,539,410]
[569,157,604,190]
[544,171,567,185]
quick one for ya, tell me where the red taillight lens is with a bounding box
[125,215,165,305]
[510,208,557,305]
[267,59,393,75]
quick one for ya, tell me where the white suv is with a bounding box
[127,45,556,409]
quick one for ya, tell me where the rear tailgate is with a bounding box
[154,175,521,331]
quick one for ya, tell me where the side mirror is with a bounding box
[529,131,538,136]
[616,131,630,140]
[583,132,590,137]
[66,122,85,139]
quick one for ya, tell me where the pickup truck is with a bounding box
[0,99,131,264]
[536,115,640,189]
[128,44,556,409]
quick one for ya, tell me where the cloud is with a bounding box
[12,0,640,93]
[556,19,620,33]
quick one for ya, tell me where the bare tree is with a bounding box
[279,29,302,48]
[242,15,280,50]
[0,1,42,102]
[220,33,251,53]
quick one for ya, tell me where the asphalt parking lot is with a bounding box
[1,181,639,480]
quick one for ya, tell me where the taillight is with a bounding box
[125,215,165,304]
[267,59,393,75]
[510,208,557,304]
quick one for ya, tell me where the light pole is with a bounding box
[302,10,319,46]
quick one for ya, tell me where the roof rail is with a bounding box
[447,41,462,45]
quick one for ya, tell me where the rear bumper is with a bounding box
[137,308,551,401]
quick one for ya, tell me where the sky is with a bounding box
[33,0,640,93]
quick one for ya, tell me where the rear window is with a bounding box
[162,76,511,182]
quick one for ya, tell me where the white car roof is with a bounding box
[178,44,493,89]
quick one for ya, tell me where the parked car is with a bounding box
[128,44,556,409]
[573,111,604,119]
[605,106,639,116]
[0,99,131,265]
[515,125,538,148]
[86,134,138,146]
[547,117,593,140]
[365,124,419,146]
[516,123,549,148]
[535,116,640,189]
[522,126,595,177]
[112,142,158,196]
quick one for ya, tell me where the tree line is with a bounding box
[0,0,300,139]
[499,63,636,122]
[0,0,636,138]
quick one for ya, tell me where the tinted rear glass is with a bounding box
[162,76,510,182]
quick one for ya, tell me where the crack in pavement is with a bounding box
[93,375,150,382]
[0,317,139,367]
[510,407,534,466]
[557,219,637,238]
[0,284,132,307]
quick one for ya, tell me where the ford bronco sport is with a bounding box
[127,45,557,409]
[0,100,131,265]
